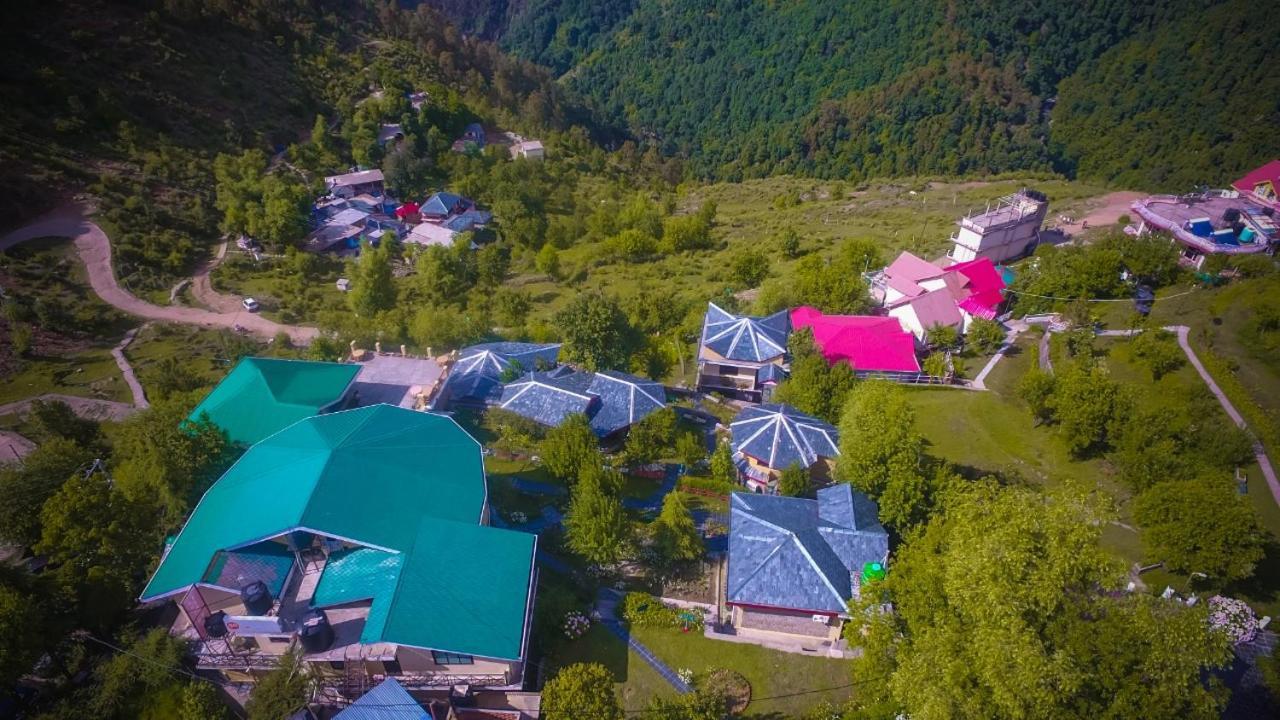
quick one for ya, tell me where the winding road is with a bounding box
[0,205,319,344]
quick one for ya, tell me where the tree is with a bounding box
[651,491,702,564]
[709,439,737,486]
[925,324,959,350]
[381,146,431,197]
[675,431,706,467]
[245,651,310,720]
[0,572,50,687]
[9,322,32,357]
[0,437,95,547]
[536,243,561,279]
[1133,478,1267,583]
[966,318,1006,354]
[37,465,159,629]
[624,407,677,465]
[179,681,230,720]
[836,381,924,522]
[409,303,488,352]
[771,327,856,423]
[565,464,630,565]
[347,240,397,317]
[111,396,232,523]
[849,482,1232,719]
[143,357,205,400]
[540,414,600,483]
[90,628,191,717]
[608,228,658,262]
[779,228,801,258]
[778,462,809,497]
[730,249,769,287]
[1050,361,1125,456]
[1130,327,1184,380]
[542,663,623,720]
[921,352,948,380]
[1016,355,1056,425]
[554,292,635,371]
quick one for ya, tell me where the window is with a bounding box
[431,651,474,665]
[329,661,345,671]
[383,659,402,675]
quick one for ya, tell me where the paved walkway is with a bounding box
[0,205,319,344]
[1028,320,1280,509]
[596,589,691,694]
[111,325,149,409]
[971,328,1021,390]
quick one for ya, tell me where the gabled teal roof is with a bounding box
[142,405,486,601]
[187,357,361,445]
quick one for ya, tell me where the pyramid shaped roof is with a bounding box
[730,403,838,470]
[186,357,361,445]
[700,302,790,363]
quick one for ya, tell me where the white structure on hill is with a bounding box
[947,190,1047,264]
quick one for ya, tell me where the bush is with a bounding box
[620,592,703,630]
[677,476,737,497]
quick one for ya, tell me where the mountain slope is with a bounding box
[425,0,1273,189]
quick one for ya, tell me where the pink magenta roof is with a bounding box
[1233,160,1280,195]
[885,251,945,283]
[944,257,1006,319]
[791,307,921,373]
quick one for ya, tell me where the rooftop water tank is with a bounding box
[298,609,335,654]
[240,581,273,616]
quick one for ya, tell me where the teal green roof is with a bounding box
[311,525,536,660]
[187,357,361,445]
[143,404,535,660]
[142,405,487,600]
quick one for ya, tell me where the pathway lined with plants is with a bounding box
[1032,320,1280,507]
[110,325,149,409]
[596,589,692,694]
[0,205,319,344]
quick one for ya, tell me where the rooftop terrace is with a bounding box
[1132,193,1276,255]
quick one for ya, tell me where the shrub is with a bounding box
[620,592,703,630]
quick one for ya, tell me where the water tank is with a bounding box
[240,581,273,616]
[204,611,228,639]
[298,609,334,653]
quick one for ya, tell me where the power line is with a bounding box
[78,633,247,720]
[1003,287,1199,303]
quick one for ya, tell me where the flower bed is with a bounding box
[621,592,705,631]
[563,610,591,640]
[1208,595,1258,645]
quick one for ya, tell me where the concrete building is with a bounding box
[947,190,1047,264]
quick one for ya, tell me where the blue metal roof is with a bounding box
[756,364,787,385]
[335,678,429,720]
[497,369,666,437]
[727,485,888,613]
[730,403,838,470]
[701,303,789,363]
[422,192,466,217]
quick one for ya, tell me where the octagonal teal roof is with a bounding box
[142,404,486,601]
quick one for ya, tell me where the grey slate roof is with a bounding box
[701,303,790,363]
[421,191,466,217]
[497,368,666,437]
[727,485,888,614]
[438,342,561,407]
[730,403,839,470]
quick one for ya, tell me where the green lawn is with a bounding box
[0,347,130,405]
[630,625,854,717]
[545,624,676,713]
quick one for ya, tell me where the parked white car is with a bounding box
[242,297,260,312]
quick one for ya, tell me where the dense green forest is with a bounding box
[424,0,1279,189]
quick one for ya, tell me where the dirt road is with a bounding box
[0,205,318,344]
[1057,191,1146,233]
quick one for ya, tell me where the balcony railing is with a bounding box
[697,375,757,392]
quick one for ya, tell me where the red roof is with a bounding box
[1232,160,1280,196]
[791,307,921,373]
[395,201,421,219]
[944,257,1006,319]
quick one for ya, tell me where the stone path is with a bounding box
[111,325,149,409]
[596,589,692,694]
[0,205,319,344]
[0,431,36,464]
[0,393,139,422]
